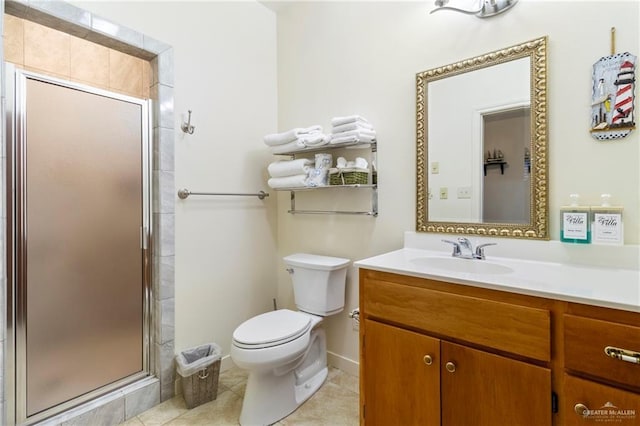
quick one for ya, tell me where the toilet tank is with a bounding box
[283,253,350,316]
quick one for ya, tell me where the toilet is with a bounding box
[230,253,350,426]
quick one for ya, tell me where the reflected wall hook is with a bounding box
[181,110,195,134]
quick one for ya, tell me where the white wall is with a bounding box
[70,0,639,376]
[276,0,639,370]
[71,1,279,357]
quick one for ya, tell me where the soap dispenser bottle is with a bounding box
[560,194,591,244]
[591,194,624,245]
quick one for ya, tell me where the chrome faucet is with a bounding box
[442,237,496,260]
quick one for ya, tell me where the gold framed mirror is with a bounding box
[416,36,548,239]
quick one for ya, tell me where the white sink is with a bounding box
[410,256,514,275]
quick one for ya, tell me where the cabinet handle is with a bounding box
[604,346,640,364]
[574,403,589,416]
[423,355,433,365]
[445,361,456,373]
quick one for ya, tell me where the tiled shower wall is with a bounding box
[3,14,151,100]
[1,0,176,424]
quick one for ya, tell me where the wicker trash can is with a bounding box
[176,343,222,409]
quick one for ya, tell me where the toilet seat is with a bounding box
[233,309,312,349]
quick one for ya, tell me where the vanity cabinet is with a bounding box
[363,319,440,426]
[562,308,640,425]
[563,375,640,425]
[440,341,551,425]
[359,268,640,425]
[360,269,552,426]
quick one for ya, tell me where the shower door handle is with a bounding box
[140,227,148,249]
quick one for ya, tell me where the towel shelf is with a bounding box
[277,143,378,216]
[288,209,377,216]
[273,184,376,192]
[286,184,378,216]
[274,141,376,156]
[271,141,378,216]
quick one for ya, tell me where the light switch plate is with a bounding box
[440,187,448,199]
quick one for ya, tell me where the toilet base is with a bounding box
[295,365,327,406]
[238,328,327,426]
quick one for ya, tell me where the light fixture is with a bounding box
[431,0,518,18]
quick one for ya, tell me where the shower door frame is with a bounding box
[5,65,154,425]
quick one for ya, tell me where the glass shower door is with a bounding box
[12,71,150,420]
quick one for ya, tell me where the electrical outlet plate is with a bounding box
[431,162,439,174]
[457,186,472,199]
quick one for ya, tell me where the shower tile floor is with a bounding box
[120,367,359,425]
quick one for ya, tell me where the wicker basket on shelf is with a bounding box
[329,168,370,185]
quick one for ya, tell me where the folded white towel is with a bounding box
[345,143,372,150]
[267,174,308,189]
[263,125,323,146]
[332,128,377,140]
[270,134,330,154]
[329,135,360,146]
[268,158,313,178]
[300,133,330,146]
[330,133,376,145]
[331,115,370,127]
[332,121,373,133]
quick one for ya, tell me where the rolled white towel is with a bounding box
[270,134,330,154]
[354,157,368,169]
[267,174,308,189]
[264,125,322,146]
[331,115,370,127]
[268,158,313,178]
[332,121,373,133]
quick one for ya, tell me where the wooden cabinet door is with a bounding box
[441,341,552,426]
[363,319,440,426]
[564,374,640,425]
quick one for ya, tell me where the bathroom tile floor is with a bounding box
[120,367,359,425]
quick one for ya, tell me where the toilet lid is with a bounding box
[233,309,312,348]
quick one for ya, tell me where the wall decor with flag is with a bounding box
[590,28,636,141]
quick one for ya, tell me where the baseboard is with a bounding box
[327,351,359,377]
[220,354,235,372]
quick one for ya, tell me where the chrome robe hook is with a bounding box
[181,110,195,134]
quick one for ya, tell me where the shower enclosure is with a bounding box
[5,66,152,424]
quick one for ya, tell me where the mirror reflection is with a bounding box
[482,106,530,224]
[416,37,548,239]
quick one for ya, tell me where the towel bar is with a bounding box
[178,189,269,200]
